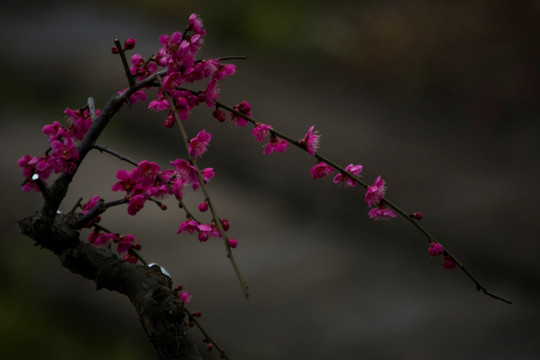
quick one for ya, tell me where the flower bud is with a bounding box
[123,38,136,50]
[410,212,423,220]
[111,46,119,54]
[227,238,238,248]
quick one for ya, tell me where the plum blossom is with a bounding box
[189,129,212,159]
[365,176,386,207]
[127,194,146,216]
[177,219,199,234]
[132,161,161,188]
[178,291,192,304]
[252,124,272,142]
[188,13,206,35]
[368,205,397,221]
[263,136,288,154]
[227,238,238,248]
[112,169,136,192]
[442,255,457,270]
[298,125,320,156]
[333,164,363,187]
[428,242,444,257]
[197,223,214,242]
[230,101,251,127]
[310,162,334,179]
[117,234,136,254]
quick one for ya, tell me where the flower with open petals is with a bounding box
[368,205,397,221]
[333,164,363,187]
[189,129,211,159]
[365,176,386,207]
[252,124,272,142]
[298,125,320,156]
[127,194,146,216]
[310,162,334,179]
[263,136,288,154]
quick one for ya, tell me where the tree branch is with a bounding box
[18,211,203,360]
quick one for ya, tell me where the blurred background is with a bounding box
[1,0,539,359]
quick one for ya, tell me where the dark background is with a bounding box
[1,1,539,359]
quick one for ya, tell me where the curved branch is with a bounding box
[18,212,203,360]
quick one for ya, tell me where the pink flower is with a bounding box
[298,125,320,156]
[117,234,136,254]
[132,161,161,188]
[252,124,272,142]
[263,136,288,154]
[231,101,251,127]
[178,291,192,304]
[227,238,238,248]
[365,176,386,207]
[64,107,94,140]
[112,169,136,192]
[198,201,209,212]
[93,232,118,247]
[171,159,199,187]
[442,255,457,270]
[189,13,206,35]
[333,164,363,187]
[204,79,220,107]
[42,121,65,140]
[310,163,334,179]
[189,129,212,159]
[428,242,444,257]
[127,194,146,216]
[122,253,139,264]
[123,38,136,50]
[192,168,215,191]
[213,108,226,122]
[220,218,230,231]
[368,206,397,221]
[197,223,213,242]
[177,219,199,234]
[148,93,170,111]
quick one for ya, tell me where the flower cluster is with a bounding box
[177,217,236,248]
[88,230,140,263]
[18,107,97,191]
[428,241,456,270]
[122,13,237,127]
[112,158,215,216]
[365,176,397,221]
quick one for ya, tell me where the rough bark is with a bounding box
[18,211,203,360]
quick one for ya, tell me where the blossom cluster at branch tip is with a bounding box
[137,14,237,125]
[18,106,98,191]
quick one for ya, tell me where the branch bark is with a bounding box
[18,212,203,360]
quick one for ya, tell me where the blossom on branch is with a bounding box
[333,164,363,187]
[189,129,212,159]
[310,162,335,179]
[298,125,320,156]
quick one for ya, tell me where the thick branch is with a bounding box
[18,212,203,360]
